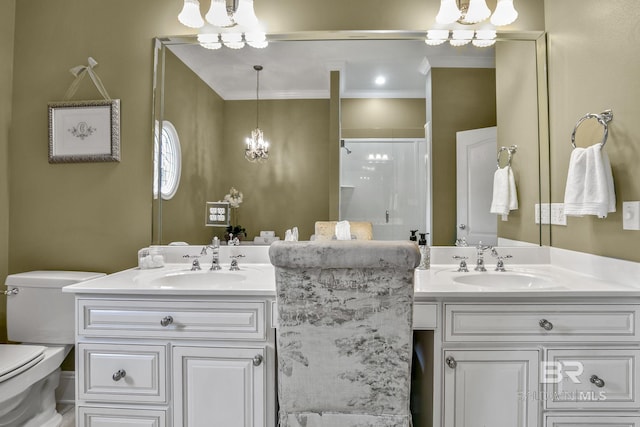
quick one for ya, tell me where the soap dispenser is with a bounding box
[418,232,430,270]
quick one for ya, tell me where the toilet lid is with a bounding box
[0,344,46,383]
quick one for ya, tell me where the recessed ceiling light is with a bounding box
[375,75,386,85]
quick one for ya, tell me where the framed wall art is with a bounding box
[48,99,120,163]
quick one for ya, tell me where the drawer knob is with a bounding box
[590,375,605,388]
[445,356,457,369]
[253,354,263,367]
[112,369,127,381]
[160,316,174,327]
[539,318,553,331]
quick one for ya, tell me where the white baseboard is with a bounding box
[56,371,75,405]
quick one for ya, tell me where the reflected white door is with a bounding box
[456,127,497,246]
[340,139,427,241]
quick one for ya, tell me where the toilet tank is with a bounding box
[6,271,105,344]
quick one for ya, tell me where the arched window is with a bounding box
[153,120,181,200]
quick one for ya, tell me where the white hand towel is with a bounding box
[490,166,518,216]
[563,143,615,218]
[335,220,352,240]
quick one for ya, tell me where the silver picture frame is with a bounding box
[48,99,120,163]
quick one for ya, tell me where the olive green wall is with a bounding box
[219,99,331,241]
[160,51,331,243]
[161,49,226,245]
[341,98,426,139]
[431,68,497,246]
[0,0,15,343]
[495,40,540,245]
[546,0,640,262]
[10,0,186,277]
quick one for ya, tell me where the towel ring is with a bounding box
[570,109,613,149]
[497,145,517,168]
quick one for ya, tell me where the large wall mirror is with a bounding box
[152,31,549,247]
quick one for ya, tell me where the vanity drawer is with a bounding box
[78,298,266,340]
[545,349,640,410]
[444,304,640,342]
[78,406,167,427]
[78,343,167,403]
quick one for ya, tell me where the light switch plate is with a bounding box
[623,201,640,230]
[550,203,567,226]
[205,201,230,227]
[535,203,551,225]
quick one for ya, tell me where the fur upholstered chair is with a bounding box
[269,240,420,427]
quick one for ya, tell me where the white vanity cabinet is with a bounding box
[74,295,276,427]
[435,301,640,427]
[442,348,539,427]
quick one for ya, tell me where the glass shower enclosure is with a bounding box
[339,138,428,241]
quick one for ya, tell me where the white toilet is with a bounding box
[1,271,104,427]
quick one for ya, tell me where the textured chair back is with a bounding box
[269,240,420,427]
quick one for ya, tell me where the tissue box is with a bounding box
[260,230,276,238]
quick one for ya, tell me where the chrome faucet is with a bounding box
[491,248,513,272]
[207,237,221,271]
[474,242,492,272]
[453,255,469,272]
[229,254,245,271]
[183,253,202,271]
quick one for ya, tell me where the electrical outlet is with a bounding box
[550,203,567,226]
[623,201,640,230]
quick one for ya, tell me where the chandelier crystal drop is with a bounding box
[245,65,269,163]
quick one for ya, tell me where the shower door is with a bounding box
[339,139,428,241]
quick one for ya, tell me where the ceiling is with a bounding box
[168,38,495,100]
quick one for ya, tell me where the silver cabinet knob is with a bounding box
[459,224,467,230]
[445,356,457,369]
[160,316,174,327]
[590,375,605,388]
[252,354,263,366]
[112,369,126,381]
[539,319,553,331]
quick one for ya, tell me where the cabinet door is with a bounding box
[173,346,265,427]
[443,349,539,427]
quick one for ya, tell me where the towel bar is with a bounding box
[570,109,613,149]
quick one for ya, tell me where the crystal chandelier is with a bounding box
[178,0,268,50]
[245,65,269,163]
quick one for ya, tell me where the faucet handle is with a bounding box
[494,254,513,272]
[452,255,469,272]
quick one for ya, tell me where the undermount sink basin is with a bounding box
[135,269,247,289]
[452,272,557,289]
[153,271,244,288]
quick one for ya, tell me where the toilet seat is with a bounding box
[0,345,46,383]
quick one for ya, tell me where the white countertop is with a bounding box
[414,264,640,299]
[63,261,640,299]
[63,263,276,297]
